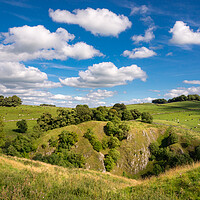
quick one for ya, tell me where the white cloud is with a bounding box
[183,80,200,85]
[164,86,200,98]
[121,97,156,105]
[132,26,155,43]
[59,62,147,88]
[170,21,200,45]
[0,25,103,62]
[130,5,148,15]
[0,62,61,89]
[123,47,156,59]
[49,8,132,37]
[0,85,115,107]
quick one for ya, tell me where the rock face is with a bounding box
[98,152,106,172]
[118,128,159,175]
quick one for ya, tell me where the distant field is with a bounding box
[127,101,200,131]
[0,105,64,139]
[1,101,200,138]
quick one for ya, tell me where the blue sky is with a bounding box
[0,0,200,107]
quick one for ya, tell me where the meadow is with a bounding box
[0,154,200,200]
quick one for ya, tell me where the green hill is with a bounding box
[1,154,200,200]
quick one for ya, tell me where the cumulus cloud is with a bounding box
[164,86,200,98]
[0,84,115,107]
[121,97,155,105]
[132,26,155,43]
[0,62,61,89]
[49,8,132,37]
[59,62,147,88]
[170,21,200,45]
[183,80,200,85]
[0,25,103,62]
[122,47,156,59]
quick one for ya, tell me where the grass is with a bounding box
[1,154,200,200]
[127,101,200,131]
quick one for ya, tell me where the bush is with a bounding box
[93,141,102,152]
[108,148,120,163]
[121,110,133,121]
[149,142,160,156]
[108,135,120,149]
[130,109,141,120]
[168,133,178,145]
[141,112,153,123]
[104,155,115,172]
[84,129,102,152]
[57,131,78,151]
[16,119,28,133]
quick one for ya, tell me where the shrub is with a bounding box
[93,141,102,152]
[16,119,28,133]
[121,110,133,121]
[104,155,115,172]
[108,135,120,149]
[149,142,160,156]
[141,112,153,123]
[168,133,178,145]
[57,131,78,151]
[84,129,102,152]
[108,148,120,163]
[130,109,141,120]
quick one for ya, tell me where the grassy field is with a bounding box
[127,101,200,131]
[1,101,200,138]
[0,105,63,139]
[1,154,200,200]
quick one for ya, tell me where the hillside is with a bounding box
[1,101,200,178]
[1,154,200,200]
[33,121,161,177]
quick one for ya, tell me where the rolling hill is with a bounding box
[1,154,200,199]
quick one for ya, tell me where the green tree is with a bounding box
[108,148,120,163]
[130,109,141,120]
[108,135,120,149]
[141,112,153,123]
[122,110,133,121]
[37,112,54,131]
[104,155,115,172]
[16,119,28,133]
[57,130,78,151]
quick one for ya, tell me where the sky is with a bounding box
[0,0,200,107]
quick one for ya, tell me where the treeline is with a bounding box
[152,94,200,104]
[37,103,153,132]
[0,95,22,107]
[40,104,56,107]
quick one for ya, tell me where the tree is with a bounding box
[57,130,78,151]
[37,112,54,131]
[16,119,28,133]
[108,135,120,149]
[152,99,167,104]
[122,110,133,121]
[112,103,126,112]
[104,155,115,172]
[141,112,153,123]
[76,105,93,122]
[108,148,120,163]
[130,109,141,120]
